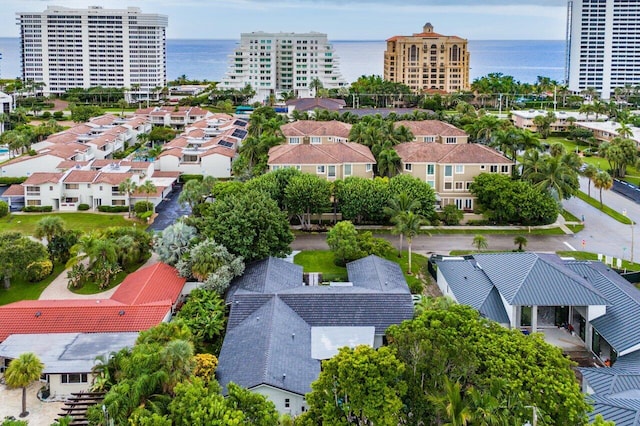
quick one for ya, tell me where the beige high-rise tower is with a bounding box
[384,23,470,93]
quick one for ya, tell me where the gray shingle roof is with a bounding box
[347,255,411,294]
[218,255,414,397]
[567,261,640,356]
[434,258,509,323]
[217,297,319,396]
[474,253,608,306]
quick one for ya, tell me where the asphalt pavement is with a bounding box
[148,183,191,232]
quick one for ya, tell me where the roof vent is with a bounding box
[35,311,41,317]
[464,276,467,280]
[292,333,295,339]
[283,373,286,380]
[118,310,125,316]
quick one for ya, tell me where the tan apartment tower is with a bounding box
[384,23,470,94]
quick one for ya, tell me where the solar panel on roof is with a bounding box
[233,120,248,127]
[232,129,248,139]
[218,140,234,148]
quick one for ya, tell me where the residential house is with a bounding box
[395,120,469,144]
[394,142,513,211]
[155,115,248,177]
[434,252,640,425]
[0,333,139,398]
[575,121,640,149]
[216,255,414,416]
[268,142,376,180]
[280,120,352,145]
[136,106,211,130]
[511,110,605,133]
[285,98,346,114]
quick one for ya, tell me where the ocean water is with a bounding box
[0,38,565,85]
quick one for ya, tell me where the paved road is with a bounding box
[148,183,191,232]
[293,179,638,261]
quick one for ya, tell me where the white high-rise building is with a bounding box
[566,0,640,99]
[222,31,347,103]
[17,6,168,96]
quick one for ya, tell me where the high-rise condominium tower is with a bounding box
[566,0,640,99]
[17,6,168,96]
[221,31,347,103]
[384,23,470,94]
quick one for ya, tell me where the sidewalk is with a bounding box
[39,252,160,300]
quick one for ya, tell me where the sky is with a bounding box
[0,0,568,40]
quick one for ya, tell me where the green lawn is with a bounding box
[574,191,633,224]
[424,227,567,235]
[0,264,65,306]
[294,250,428,294]
[0,213,140,236]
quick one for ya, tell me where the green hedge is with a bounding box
[22,205,53,212]
[0,177,27,185]
[180,174,204,183]
[77,203,90,211]
[97,205,129,213]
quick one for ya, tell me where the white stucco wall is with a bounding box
[48,373,92,399]
[252,385,308,417]
[0,155,64,177]
[201,154,233,178]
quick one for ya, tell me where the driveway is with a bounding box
[148,183,191,232]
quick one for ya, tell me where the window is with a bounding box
[466,181,472,190]
[310,137,321,144]
[427,164,435,175]
[423,136,435,143]
[272,165,280,171]
[366,164,372,172]
[490,165,498,173]
[328,165,336,178]
[27,200,42,206]
[285,398,290,408]
[501,165,510,173]
[61,373,88,384]
[444,182,452,190]
[405,163,412,171]
[317,165,325,174]
[112,200,126,206]
[445,137,457,144]
[455,165,464,174]
[480,165,486,170]
[455,182,464,190]
[427,180,435,188]
[344,164,352,176]
[290,137,300,144]
[65,183,79,190]
[464,199,473,210]
[444,165,453,177]
[455,199,464,209]
[49,186,53,191]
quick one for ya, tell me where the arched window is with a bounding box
[409,45,418,62]
[450,45,459,62]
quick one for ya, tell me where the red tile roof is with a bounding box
[281,120,352,139]
[63,170,99,183]
[395,120,467,137]
[93,172,135,185]
[394,142,513,164]
[23,172,64,185]
[2,184,24,197]
[268,142,375,165]
[0,263,185,342]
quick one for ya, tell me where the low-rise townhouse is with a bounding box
[136,106,211,130]
[575,121,640,149]
[395,120,469,144]
[155,115,248,178]
[394,142,513,211]
[280,120,352,145]
[511,110,605,133]
[8,159,176,211]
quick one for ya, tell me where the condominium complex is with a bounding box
[566,0,640,99]
[384,23,470,93]
[17,6,168,96]
[221,31,347,103]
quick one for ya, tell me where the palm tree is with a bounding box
[472,234,489,251]
[139,180,158,211]
[428,378,472,426]
[583,164,598,198]
[4,352,45,417]
[160,339,195,395]
[514,235,528,252]
[399,211,425,275]
[384,192,420,257]
[593,170,613,209]
[377,148,402,178]
[34,216,65,245]
[118,178,138,218]
[527,155,579,200]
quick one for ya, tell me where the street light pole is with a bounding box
[525,405,538,426]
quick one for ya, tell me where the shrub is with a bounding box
[181,174,204,183]
[408,280,424,295]
[26,260,53,282]
[53,111,64,120]
[22,205,53,212]
[40,111,51,119]
[77,203,90,211]
[466,219,491,226]
[134,201,154,214]
[0,177,27,185]
[0,200,8,218]
[97,205,129,213]
[138,210,153,221]
[440,204,464,226]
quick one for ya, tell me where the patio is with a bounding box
[0,380,63,424]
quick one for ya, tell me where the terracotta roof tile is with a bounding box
[23,172,64,185]
[56,161,91,170]
[112,263,186,305]
[395,120,467,137]
[63,170,99,183]
[94,172,135,185]
[200,146,236,158]
[151,171,181,178]
[268,142,375,165]
[281,120,352,139]
[394,142,512,164]
[2,184,24,197]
